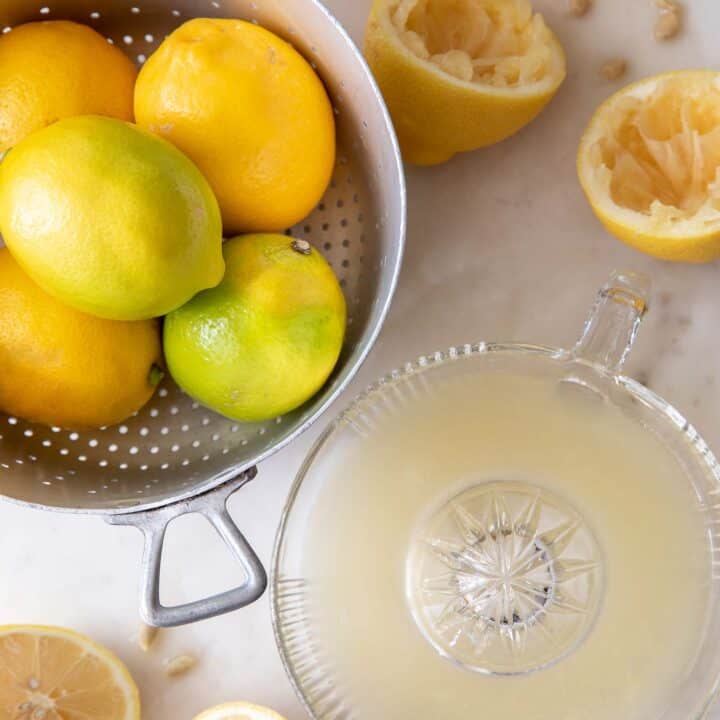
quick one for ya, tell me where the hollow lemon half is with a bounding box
[577,71,720,263]
[0,624,140,720]
[365,0,566,165]
[193,703,287,720]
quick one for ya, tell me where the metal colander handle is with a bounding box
[108,468,266,627]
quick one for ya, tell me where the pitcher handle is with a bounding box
[571,270,650,374]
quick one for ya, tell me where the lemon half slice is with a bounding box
[365,0,566,165]
[577,71,720,262]
[0,625,140,720]
[193,702,287,720]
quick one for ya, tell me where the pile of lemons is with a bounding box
[0,18,344,430]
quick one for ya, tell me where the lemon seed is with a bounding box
[568,0,591,17]
[654,0,682,40]
[164,654,196,677]
[600,59,628,81]
[654,10,681,39]
[138,624,160,652]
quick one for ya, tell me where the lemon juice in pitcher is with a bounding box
[274,274,719,720]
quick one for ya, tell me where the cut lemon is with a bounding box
[364,0,566,165]
[577,71,720,262]
[193,702,286,720]
[0,625,140,720]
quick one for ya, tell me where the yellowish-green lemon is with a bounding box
[0,248,162,430]
[0,115,224,321]
[134,18,336,234]
[164,234,346,422]
[0,20,137,152]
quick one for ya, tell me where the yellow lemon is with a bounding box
[134,18,336,234]
[164,234,346,423]
[0,624,140,720]
[0,249,162,429]
[365,0,566,165]
[577,71,720,263]
[0,115,224,321]
[194,703,287,720]
[0,20,136,152]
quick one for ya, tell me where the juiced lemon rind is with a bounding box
[578,71,720,262]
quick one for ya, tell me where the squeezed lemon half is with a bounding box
[0,625,140,720]
[365,0,566,165]
[577,71,720,262]
[193,702,287,720]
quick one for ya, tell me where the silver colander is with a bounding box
[0,0,405,626]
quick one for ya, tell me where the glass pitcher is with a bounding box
[272,272,720,720]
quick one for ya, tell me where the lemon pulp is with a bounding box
[591,76,720,226]
[392,0,560,88]
[0,625,140,720]
[365,0,565,165]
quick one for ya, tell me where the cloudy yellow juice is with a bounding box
[296,366,711,719]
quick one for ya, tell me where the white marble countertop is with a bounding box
[2,0,720,717]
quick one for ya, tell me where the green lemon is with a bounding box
[164,234,346,422]
[0,115,224,321]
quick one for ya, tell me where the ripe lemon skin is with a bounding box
[164,234,346,423]
[0,249,162,429]
[0,115,225,321]
[135,18,336,234]
[579,204,720,263]
[364,0,566,165]
[0,20,137,152]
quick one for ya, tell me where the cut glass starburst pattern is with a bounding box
[407,481,603,675]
